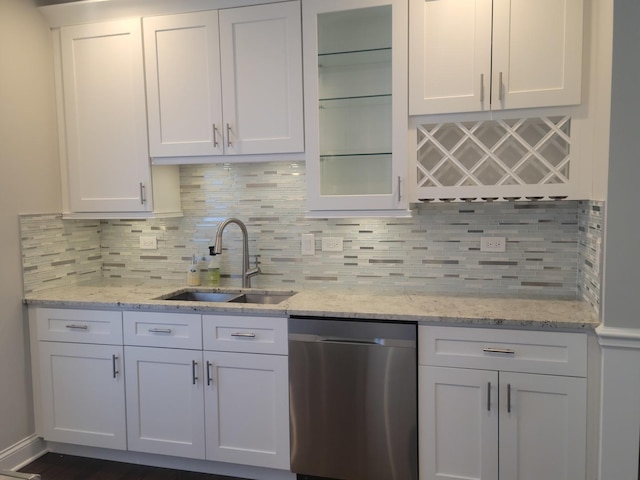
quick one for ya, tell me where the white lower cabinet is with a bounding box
[419,326,587,480]
[38,342,126,450]
[120,311,290,470]
[33,308,126,450]
[124,346,206,459]
[203,314,290,470]
[204,351,289,469]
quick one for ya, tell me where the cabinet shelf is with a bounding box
[320,152,392,158]
[320,93,391,102]
[319,47,391,67]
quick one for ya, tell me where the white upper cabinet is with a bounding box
[143,11,223,157]
[57,20,181,218]
[60,20,151,213]
[409,0,584,115]
[303,0,409,215]
[144,2,304,159]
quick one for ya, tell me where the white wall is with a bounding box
[601,0,640,329]
[0,0,60,453]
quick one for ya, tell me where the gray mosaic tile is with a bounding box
[20,163,603,304]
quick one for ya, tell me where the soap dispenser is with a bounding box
[187,254,201,286]
[207,254,220,286]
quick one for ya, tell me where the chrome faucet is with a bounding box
[210,218,260,288]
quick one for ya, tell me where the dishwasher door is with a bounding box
[288,317,417,480]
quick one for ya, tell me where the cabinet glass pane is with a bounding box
[317,6,393,197]
[321,154,392,196]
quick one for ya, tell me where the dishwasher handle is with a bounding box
[322,337,382,346]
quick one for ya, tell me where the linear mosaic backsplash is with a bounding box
[20,162,604,311]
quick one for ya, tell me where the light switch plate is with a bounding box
[301,234,315,255]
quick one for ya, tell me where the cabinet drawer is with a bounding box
[419,326,587,377]
[123,312,202,349]
[203,315,287,355]
[36,308,123,345]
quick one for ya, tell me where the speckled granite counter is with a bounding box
[23,279,600,330]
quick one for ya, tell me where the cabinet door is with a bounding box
[219,2,304,155]
[499,372,586,480]
[124,346,205,459]
[204,351,289,470]
[409,0,492,115]
[419,366,499,480]
[39,342,126,450]
[303,0,409,213]
[143,11,223,157]
[60,20,152,213]
[492,0,583,109]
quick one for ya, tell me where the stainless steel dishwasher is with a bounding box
[288,317,417,480]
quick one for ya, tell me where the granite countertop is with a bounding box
[23,279,600,330]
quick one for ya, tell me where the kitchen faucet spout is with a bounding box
[209,218,260,288]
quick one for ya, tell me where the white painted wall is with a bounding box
[0,0,60,454]
[601,0,640,329]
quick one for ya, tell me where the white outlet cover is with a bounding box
[480,236,506,252]
[139,236,157,250]
[322,237,343,252]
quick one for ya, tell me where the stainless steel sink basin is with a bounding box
[227,293,294,304]
[163,291,240,302]
[160,290,295,305]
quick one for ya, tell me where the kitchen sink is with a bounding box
[227,293,294,304]
[162,291,239,302]
[160,290,295,305]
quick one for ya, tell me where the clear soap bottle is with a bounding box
[207,255,220,286]
[187,254,200,286]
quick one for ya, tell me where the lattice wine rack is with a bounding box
[414,116,574,201]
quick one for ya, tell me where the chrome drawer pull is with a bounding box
[112,354,119,379]
[206,361,213,386]
[65,324,88,330]
[192,360,198,385]
[483,347,515,355]
[148,328,172,334]
[231,332,256,338]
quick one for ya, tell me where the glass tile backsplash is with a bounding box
[20,162,603,312]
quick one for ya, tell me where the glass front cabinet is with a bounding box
[302,0,409,215]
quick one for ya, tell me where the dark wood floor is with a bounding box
[18,453,249,480]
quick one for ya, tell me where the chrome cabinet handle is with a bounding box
[206,361,213,386]
[226,123,232,148]
[112,354,119,379]
[65,324,88,330]
[231,332,256,338]
[483,347,515,355]
[507,384,512,413]
[139,182,146,205]
[480,73,485,103]
[192,360,198,385]
[148,328,172,334]
[487,382,491,412]
[213,124,219,148]
[397,176,401,202]
[498,71,504,102]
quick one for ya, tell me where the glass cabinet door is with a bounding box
[303,0,408,214]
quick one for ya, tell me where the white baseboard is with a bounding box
[0,435,47,472]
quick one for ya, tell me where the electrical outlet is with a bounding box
[480,237,506,252]
[322,237,343,252]
[301,234,316,255]
[139,236,158,250]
